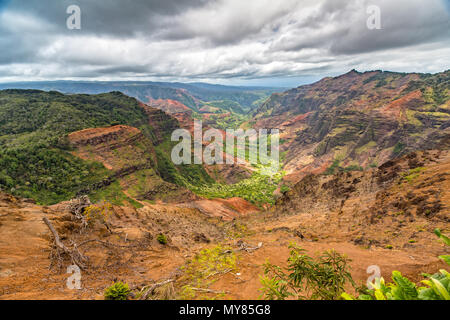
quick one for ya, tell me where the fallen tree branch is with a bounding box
[43,217,88,270]
[139,279,175,300]
[77,239,138,249]
[205,269,232,279]
[236,240,263,253]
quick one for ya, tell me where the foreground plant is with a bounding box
[342,229,450,300]
[104,282,130,300]
[178,245,237,300]
[260,244,355,300]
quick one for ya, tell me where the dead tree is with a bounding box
[67,195,92,230]
[43,217,88,270]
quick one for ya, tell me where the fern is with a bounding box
[390,271,419,300]
[435,229,450,246]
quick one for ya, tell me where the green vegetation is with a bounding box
[104,282,130,300]
[0,90,152,148]
[404,72,449,106]
[154,140,214,188]
[225,221,251,239]
[392,142,406,156]
[402,167,426,183]
[343,165,364,172]
[260,243,355,300]
[0,89,213,205]
[0,90,153,204]
[280,184,291,194]
[191,164,283,205]
[90,181,142,208]
[261,230,450,301]
[324,160,364,176]
[324,160,341,175]
[83,202,112,227]
[435,229,450,265]
[157,234,168,245]
[202,100,245,114]
[203,112,248,130]
[0,147,109,204]
[178,245,238,300]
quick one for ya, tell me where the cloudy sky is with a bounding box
[0,0,449,86]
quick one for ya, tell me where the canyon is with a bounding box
[0,69,448,300]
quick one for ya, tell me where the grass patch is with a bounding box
[178,245,238,300]
[190,164,283,205]
[402,167,426,183]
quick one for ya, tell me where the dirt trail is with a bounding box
[0,197,62,299]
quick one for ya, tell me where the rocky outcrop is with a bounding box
[276,150,449,219]
[254,70,450,183]
[68,125,157,171]
[140,103,180,144]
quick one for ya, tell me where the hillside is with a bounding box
[0,82,283,143]
[254,70,450,183]
[0,81,282,114]
[0,90,211,205]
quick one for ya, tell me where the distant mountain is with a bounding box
[253,69,450,183]
[0,81,283,114]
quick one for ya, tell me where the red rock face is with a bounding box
[68,125,142,148]
[378,90,423,121]
[148,98,192,114]
[146,99,195,133]
[252,70,450,184]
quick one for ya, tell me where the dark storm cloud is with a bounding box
[329,0,450,54]
[6,0,213,36]
[0,0,448,83]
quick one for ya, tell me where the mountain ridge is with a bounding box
[253,69,450,183]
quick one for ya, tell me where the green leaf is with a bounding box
[434,229,450,246]
[439,255,450,266]
[341,292,355,300]
[390,271,418,300]
[358,294,375,300]
[431,278,450,300]
[374,290,386,300]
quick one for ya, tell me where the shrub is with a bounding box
[178,245,237,300]
[83,202,112,227]
[392,142,406,155]
[260,244,355,300]
[324,160,340,175]
[104,282,130,300]
[157,234,168,245]
[280,185,290,194]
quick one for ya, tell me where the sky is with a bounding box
[0,0,448,87]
